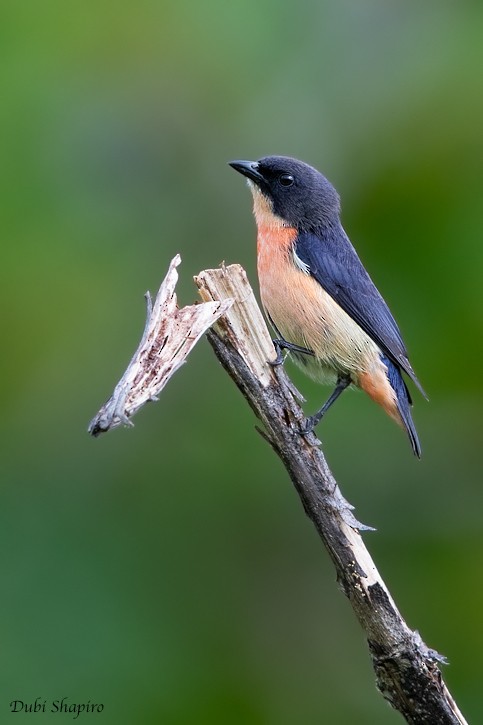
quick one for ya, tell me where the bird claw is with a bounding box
[301,416,317,435]
[269,349,285,366]
[269,339,286,366]
[269,338,314,367]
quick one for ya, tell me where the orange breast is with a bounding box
[252,198,403,423]
[255,222,404,425]
[256,225,384,381]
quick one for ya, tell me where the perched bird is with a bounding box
[229,155,426,457]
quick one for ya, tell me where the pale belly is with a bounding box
[254,219,400,421]
[259,257,382,386]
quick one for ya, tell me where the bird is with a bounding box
[229,155,426,457]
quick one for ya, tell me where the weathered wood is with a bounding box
[195,263,467,725]
[89,257,467,724]
[88,255,233,435]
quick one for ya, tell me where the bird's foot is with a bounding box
[300,413,323,436]
[270,340,285,367]
[300,375,352,436]
[270,338,314,367]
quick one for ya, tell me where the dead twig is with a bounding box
[88,255,233,436]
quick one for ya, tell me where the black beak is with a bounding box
[228,160,264,184]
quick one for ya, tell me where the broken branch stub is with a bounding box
[195,263,277,387]
[88,254,233,436]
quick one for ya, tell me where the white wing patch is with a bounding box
[292,245,310,275]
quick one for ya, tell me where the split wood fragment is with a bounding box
[88,255,233,436]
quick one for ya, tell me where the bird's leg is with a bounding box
[302,375,352,434]
[271,338,315,366]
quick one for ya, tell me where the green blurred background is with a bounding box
[2,1,482,722]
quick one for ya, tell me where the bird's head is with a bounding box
[229,155,340,231]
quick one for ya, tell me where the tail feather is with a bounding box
[382,356,421,458]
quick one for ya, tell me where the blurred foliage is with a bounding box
[1,1,482,723]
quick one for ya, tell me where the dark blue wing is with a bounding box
[294,228,426,398]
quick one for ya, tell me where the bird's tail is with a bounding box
[382,356,422,458]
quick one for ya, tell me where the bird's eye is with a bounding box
[279,173,294,187]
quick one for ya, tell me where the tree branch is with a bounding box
[89,257,467,724]
[194,264,467,725]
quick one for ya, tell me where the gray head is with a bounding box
[229,155,341,231]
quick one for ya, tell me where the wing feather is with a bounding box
[294,228,426,398]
